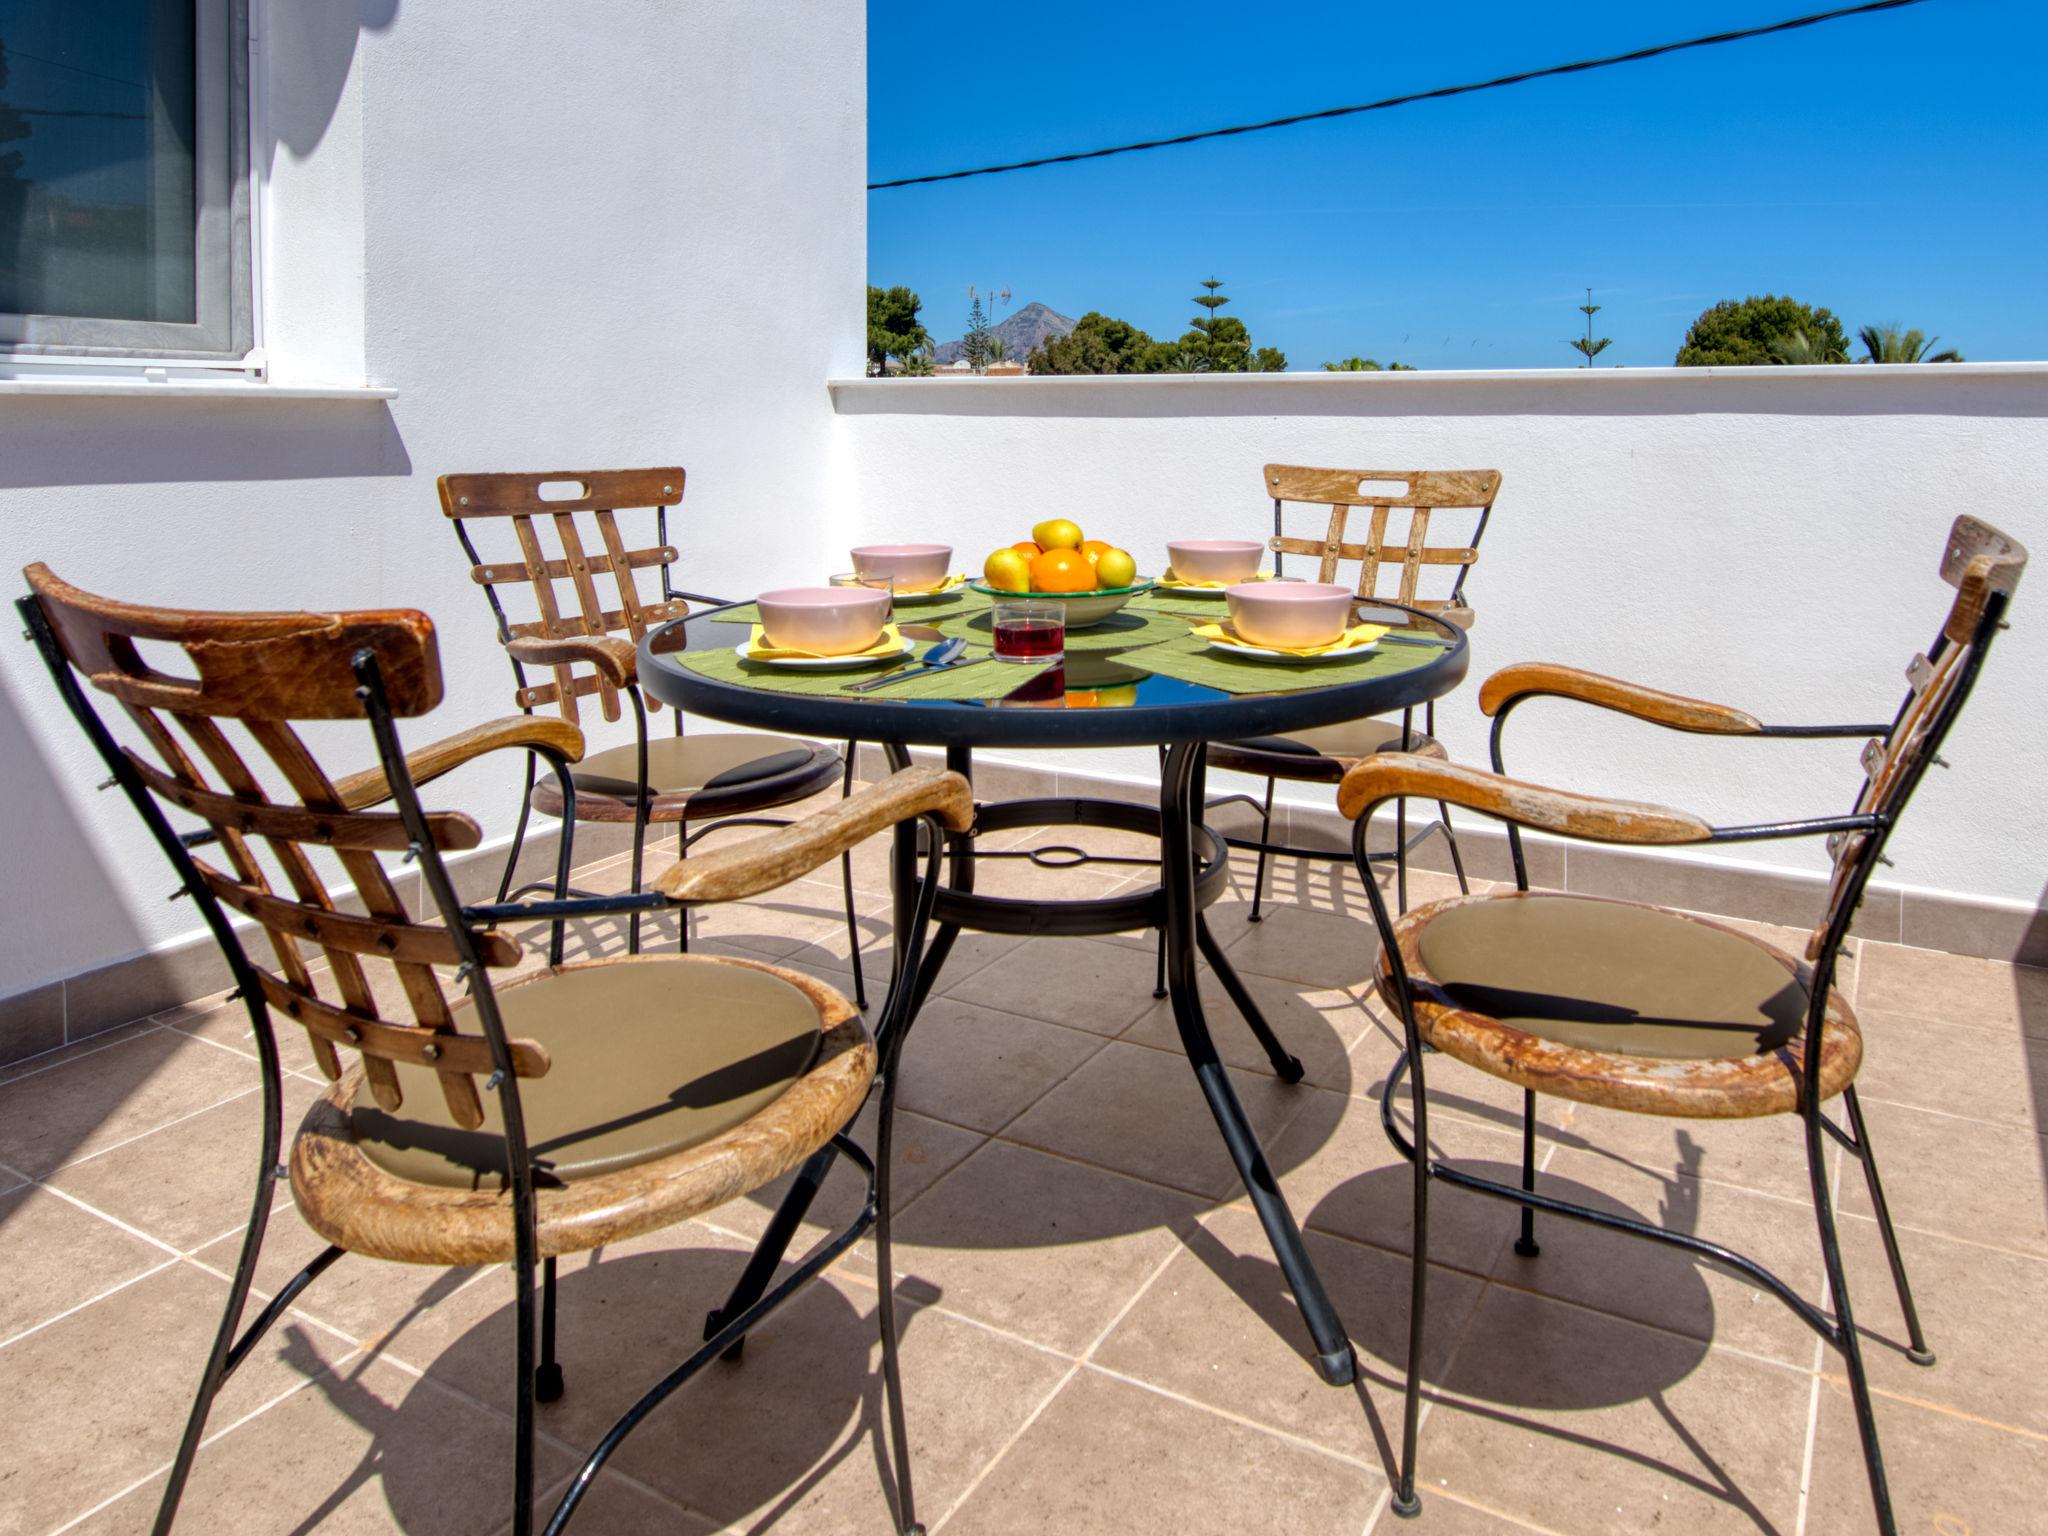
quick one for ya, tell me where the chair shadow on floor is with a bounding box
[277,1249,938,1534]
[1172,1153,1792,1530]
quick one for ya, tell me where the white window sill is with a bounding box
[0,377,396,402]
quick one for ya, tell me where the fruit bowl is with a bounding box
[967,579,1154,629]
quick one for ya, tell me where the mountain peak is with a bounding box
[932,301,1076,365]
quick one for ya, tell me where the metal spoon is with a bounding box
[842,635,976,692]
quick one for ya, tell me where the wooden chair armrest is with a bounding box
[334,715,586,810]
[1477,662,1761,735]
[656,765,975,904]
[1336,755,1713,846]
[504,633,638,688]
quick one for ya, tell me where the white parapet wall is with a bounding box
[832,365,2048,960]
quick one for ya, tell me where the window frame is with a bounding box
[0,0,253,364]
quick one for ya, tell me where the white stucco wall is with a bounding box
[0,1,865,1000]
[832,367,2048,915]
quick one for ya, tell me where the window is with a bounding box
[0,1,250,362]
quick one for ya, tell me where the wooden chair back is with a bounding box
[438,468,689,727]
[22,564,535,1131]
[1809,515,2027,959]
[1264,465,1502,620]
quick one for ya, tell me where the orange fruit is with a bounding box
[1030,548,1092,592]
[1079,539,1116,566]
[1011,540,1043,558]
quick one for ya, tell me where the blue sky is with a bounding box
[867,0,2048,369]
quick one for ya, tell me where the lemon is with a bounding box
[983,547,1033,593]
[1030,518,1083,551]
[1094,547,1138,589]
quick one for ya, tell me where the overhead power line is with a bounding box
[868,0,1933,191]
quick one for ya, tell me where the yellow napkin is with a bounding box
[747,622,902,661]
[898,572,969,596]
[1160,570,1273,590]
[1192,620,1388,657]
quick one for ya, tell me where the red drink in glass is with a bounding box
[992,600,1064,662]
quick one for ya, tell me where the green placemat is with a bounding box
[1123,631,1447,695]
[713,590,985,627]
[670,641,1049,699]
[933,603,1197,653]
[1128,590,1237,618]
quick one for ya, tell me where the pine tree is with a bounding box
[963,289,993,374]
[1569,289,1612,368]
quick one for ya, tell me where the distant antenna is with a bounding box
[1570,288,1613,368]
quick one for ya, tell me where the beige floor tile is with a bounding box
[1416,1285,1810,1535]
[1852,1009,2047,1132]
[0,1185,169,1343]
[0,1026,254,1180]
[515,1473,716,1536]
[1093,1206,1488,1462]
[1366,1491,1549,1532]
[49,1074,321,1254]
[1837,1213,2048,1435]
[1269,1086,1557,1277]
[1802,1377,2048,1536]
[1834,1095,2048,1255]
[0,1018,163,1092]
[940,1366,1382,1535]
[1216,900,1383,991]
[1119,968,1375,1096]
[190,1210,490,1354]
[944,937,1174,1037]
[889,1139,1205,1355]
[71,1353,568,1536]
[1856,942,2048,1036]
[0,1259,355,1535]
[1492,1145,1825,1367]
[1000,1039,1324,1200]
[159,992,321,1076]
[891,995,1108,1134]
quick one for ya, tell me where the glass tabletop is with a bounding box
[636,598,1470,749]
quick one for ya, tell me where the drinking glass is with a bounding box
[992,599,1064,663]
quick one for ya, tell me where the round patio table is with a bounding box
[638,598,1469,1387]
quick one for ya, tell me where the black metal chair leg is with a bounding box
[1248,776,1276,922]
[673,822,689,954]
[1152,927,1169,999]
[535,1256,564,1403]
[874,1044,924,1534]
[1514,1088,1541,1258]
[496,750,540,905]
[1808,1107,1898,1535]
[841,741,868,1011]
[1393,1062,1430,1517]
[1435,802,1471,896]
[1842,1086,1935,1365]
[1395,796,1410,914]
[1195,913,1303,1083]
[703,1142,842,1365]
[512,1247,539,1536]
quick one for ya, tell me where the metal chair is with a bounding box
[20,563,963,1536]
[1338,514,2025,1532]
[1204,464,1502,920]
[439,468,870,999]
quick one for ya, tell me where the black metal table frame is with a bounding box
[646,601,1472,1390]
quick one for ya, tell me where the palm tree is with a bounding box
[1858,323,1963,364]
[1769,329,1847,365]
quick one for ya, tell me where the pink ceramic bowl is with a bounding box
[756,586,891,655]
[851,543,952,593]
[1167,539,1264,586]
[1225,581,1353,649]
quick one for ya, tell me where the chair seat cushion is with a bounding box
[290,955,874,1264]
[1383,893,1861,1118]
[571,734,817,798]
[1207,716,1445,783]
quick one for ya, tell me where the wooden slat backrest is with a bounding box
[1808,515,2027,958]
[438,469,687,726]
[1263,465,1502,615]
[23,564,539,1128]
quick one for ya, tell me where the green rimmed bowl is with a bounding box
[967,578,1155,629]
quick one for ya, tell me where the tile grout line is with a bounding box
[31,1081,262,1180]
[0,1020,168,1090]
[0,1255,181,1353]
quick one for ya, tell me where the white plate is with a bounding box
[734,637,913,670]
[1206,638,1380,664]
[891,583,967,605]
[1155,573,1276,596]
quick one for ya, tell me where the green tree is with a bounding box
[1769,329,1847,365]
[1251,346,1288,372]
[866,285,928,376]
[1569,288,1612,367]
[1028,312,1155,374]
[898,343,934,377]
[963,292,993,373]
[1675,295,1847,367]
[1143,277,1284,373]
[1324,357,1384,371]
[1857,323,1963,363]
